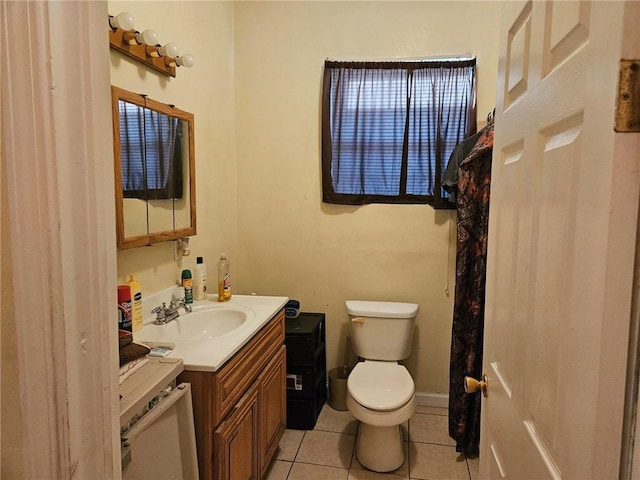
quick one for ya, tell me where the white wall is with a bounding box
[112,1,503,396]
[233,1,503,394]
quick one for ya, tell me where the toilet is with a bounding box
[345,300,419,472]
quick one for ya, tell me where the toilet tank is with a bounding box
[346,300,419,361]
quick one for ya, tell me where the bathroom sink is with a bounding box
[138,304,255,342]
[132,292,288,371]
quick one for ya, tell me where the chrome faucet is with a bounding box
[152,295,192,325]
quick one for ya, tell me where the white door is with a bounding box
[481,1,640,478]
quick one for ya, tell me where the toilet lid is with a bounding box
[348,361,414,411]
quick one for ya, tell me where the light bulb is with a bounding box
[135,29,159,46]
[157,42,179,58]
[109,12,135,31]
[176,54,195,68]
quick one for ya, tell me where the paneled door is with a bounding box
[480,1,640,478]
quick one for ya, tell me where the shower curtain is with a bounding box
[448,123,494,456]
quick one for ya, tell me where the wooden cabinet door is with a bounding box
[259,346,286,476]
[214,384,259,480]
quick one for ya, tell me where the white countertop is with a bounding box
[133,293,288,372]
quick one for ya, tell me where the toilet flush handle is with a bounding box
[351,317,365,324]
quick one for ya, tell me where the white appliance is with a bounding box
[120,357,198,479]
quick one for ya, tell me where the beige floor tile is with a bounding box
[467,456,479,480]
[315,404,358,434]
[350,440,409,479]
[348,467,408,479]
[296,430,356,469]
[409,413,455,446]
[288,462,349,480]
[275,429,305,461]
[276,403,468,479]
[415,405,448,416]
[263,460,292,480]
[409,443,469,480]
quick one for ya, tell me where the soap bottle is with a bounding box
[182,269,193,304]
[217,253,231,302]
[126,273,143,332]
[194,256,208,301]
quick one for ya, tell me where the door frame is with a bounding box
[1,1,119,477]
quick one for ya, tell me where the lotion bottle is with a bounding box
[126,273,143,332]
[194,256,208,301]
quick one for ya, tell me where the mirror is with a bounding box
[112,86,196,249]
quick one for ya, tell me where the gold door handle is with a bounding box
[464,375,488,398]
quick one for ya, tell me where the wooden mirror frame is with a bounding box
[112,86,196,249]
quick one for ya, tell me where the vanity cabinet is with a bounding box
[178,310,286,480]
[258,346,287,473]
[214,383,259,480]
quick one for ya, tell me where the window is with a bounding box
[322,59,476,207]
[119,100,184,200]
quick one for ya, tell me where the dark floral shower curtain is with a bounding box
[448,123,494,456]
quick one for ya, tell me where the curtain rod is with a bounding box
[325,54,474,62]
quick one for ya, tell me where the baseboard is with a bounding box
[415,392,448,409]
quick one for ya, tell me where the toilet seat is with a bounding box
[347,361,414,412]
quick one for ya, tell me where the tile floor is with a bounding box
[265,404,478,480]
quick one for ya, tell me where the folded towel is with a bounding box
[119,341,150,367]
[119,329,133,349]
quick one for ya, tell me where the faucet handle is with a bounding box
[169,295,184,309]
[152,303,167,320]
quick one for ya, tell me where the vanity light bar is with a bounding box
[108,12,195,78]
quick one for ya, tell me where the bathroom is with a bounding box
[111,0,501,416]
[3,1,640,479]
[109,1,502,477]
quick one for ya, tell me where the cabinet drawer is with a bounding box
[285,313,325,365]
[287,394,325,430]
[213,311,285,425]
[286,360,325,398]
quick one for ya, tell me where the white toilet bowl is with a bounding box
[347,360,416,472]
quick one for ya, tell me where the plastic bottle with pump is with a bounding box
[217,253,231,302]
[194,256,208,301]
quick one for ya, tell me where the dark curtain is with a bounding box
[120,101,146,196]
[143,109,182,200]
[327,66,407,197]
[322,59,476,206]
[120,101,183,200]
[448,123,494,456]
[407,64,477,201]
